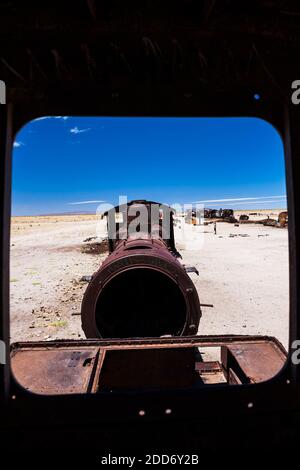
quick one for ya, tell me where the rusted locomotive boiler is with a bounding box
[81,200,201,338]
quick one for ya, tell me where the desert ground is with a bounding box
[10,209,289,349]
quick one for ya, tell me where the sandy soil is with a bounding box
[10,211,289,349]
[10,215,104,342]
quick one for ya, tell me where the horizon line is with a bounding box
[11,206,288,217]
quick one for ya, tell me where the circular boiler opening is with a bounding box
[95,268,187,338]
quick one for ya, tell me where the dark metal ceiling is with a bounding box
[0,1,299,113]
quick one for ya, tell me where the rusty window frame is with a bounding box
[0,98,297,423]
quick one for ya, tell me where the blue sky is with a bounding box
[12,117,287,216]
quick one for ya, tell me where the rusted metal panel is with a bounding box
[11,346,100,395]
[195,361,227,385]
[195,361,222,372]
[221,342,286,384]
[11,334,287,350]
[228,369,242,385]
[10,335,287,394]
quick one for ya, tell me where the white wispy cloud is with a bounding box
[70,126,91,134]
[194,195,286,203]
[13,141,24,148]
[68,200,105,205]
[33,116,69,122]
[207,200,286,207]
